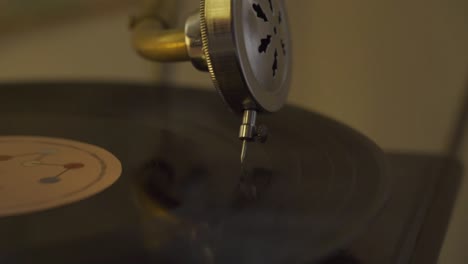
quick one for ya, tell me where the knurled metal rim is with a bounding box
[200,0,291,114]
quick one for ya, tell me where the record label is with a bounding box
[0,136,122,217]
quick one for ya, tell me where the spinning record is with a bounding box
[0,82,389,264]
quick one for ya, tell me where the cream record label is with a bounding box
[0,136,122,217]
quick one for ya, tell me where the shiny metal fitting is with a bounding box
[131,0,292,114]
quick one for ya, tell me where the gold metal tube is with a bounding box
[132,20,189,62]
[131,0,189,62]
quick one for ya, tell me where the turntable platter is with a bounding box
[0,82,388,264]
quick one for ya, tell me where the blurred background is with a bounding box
[0,0,466,263]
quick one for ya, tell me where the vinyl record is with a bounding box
[0,82,389,264]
